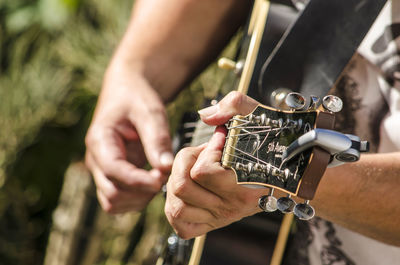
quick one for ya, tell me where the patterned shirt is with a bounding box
[285,1,400,264]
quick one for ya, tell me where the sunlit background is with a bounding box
[0,0,236,264]
[0,0,134,264]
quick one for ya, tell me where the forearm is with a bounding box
[108,0,252,101]
[314,152,400,246]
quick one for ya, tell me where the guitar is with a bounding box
[151,0,384,263]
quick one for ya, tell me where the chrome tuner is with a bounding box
[308,95,320,110]
[292,0,310,11]
[217,57,244,76]
[294,200,315,220]
[277,194,296,213]
[167,234,179,253]
[258,189,278,212]
[322,95,343,113]
[270,88,292,109]
[285,92,306,111]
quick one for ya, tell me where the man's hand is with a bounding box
[84,0,252,214]
[165,92,268,239]
[85,65,173,214]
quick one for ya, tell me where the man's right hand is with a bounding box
[84,0,252,214]
[85,64,174,214]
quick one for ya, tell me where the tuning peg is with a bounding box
[270,88,291,109]
[167,234,179,253]
[258,189,278,212]
[285,92,306,111]
[277,194,296,213]
[294,200,315,220]
[291,0,309,11]
[308,95,320,110]
[322,95,343,113]
[217,57,244,75]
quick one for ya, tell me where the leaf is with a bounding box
[6,6,38,34]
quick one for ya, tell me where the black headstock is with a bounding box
[222,104,334,195]
[221,100,338,220]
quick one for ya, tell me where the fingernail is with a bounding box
[160,152,174,166]
[198,104,219,117]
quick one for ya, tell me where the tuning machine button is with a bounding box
[294,200,315,220]
[277,195,296,213]
[167,234,179,254]
[308,95,320,110]
[285,92,306,111]
[322,95,343,113]
[218,58,244,76]
[270,88,292,109]
[258,189,278,212]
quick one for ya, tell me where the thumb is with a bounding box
[198,91,259,126]
[133,103,174,171]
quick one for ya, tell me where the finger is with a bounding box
[168,145,223,209]
[86,130,164,192]
[94,171,155,213]
[191,128,267,210]
[191,126,238,189]
[198,91,259,126]
[166,218,213,240]
[165,194,216,224]
[88,153,157,208]
[130,92,174,171]
[96,189,146,214]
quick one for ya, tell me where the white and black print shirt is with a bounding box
[284,1,400,264]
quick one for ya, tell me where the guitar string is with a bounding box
[255,130,271,156]
[232,125,290,167]
[228,144,273,167]
[229,117,299,130]
[226,147,302,180]
[225,152,281,171]
[227,128,277,137]
[244,125,253,167]
[227,123,296,137]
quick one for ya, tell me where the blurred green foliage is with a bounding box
[0,0,238,264]
[0,0,134,264]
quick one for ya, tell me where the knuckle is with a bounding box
[85,125,103,148]
[103,187,121,205]
[225,91,244,109]
[164,204,174,221]
[84,152,92,169]
[190,164,207,183]
[102,204,118,215]
[171,202,186,220]
[101,166,115,180]
[175,229,193,240]
[84,128,95,148]
[175,148,189,161]
[175,147,196,161]
[172,178,189,198]
[97,194,118,214]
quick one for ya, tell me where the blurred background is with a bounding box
[0,0,234,264]
[0,0,132,264]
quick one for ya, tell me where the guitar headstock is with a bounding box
[221,93,367,220]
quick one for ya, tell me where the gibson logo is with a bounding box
[268,141,287,154]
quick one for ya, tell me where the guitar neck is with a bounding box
[189,1,272,265]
